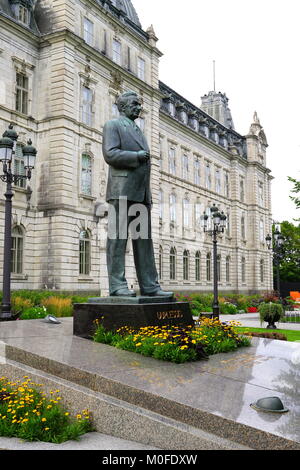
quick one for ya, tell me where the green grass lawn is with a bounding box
[236,327,300,342]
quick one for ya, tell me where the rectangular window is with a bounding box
[205,163,211,190]
[224,172,230,197]
[82,86,93,126]
[18,6,29,25]
[83,18,94,45]
[169,147,176,175]
[113,39,121,65]
[215,169,221,193]
[258,182,263,206]
[182,154,188,180]
[14,144,26,188]
[183,199,189,228]
[170,194,176,222]
[240,178,245,202]
[16,73,28,114]
[137,57,145,80]
[81,153,92,195]
[194,158,200,185]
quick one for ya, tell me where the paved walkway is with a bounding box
[219,312,300,331]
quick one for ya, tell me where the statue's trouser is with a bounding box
[107,198,160,295]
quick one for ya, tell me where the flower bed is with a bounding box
[93,317,251,364]
[0,376,93,443]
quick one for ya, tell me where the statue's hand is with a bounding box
[137,150,150,163]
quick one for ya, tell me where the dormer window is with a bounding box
[18,5,29,25]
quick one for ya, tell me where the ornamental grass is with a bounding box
[0,376,93,443]
[93,317,251,363]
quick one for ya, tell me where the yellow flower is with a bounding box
[44,427,50,431]
[41,418,47,422]
[65,412,69,416]
[135,343,142,347]
[76,414,82,419]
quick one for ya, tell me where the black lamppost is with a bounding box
[202,204,227,318]
[0,124,37,321]
[266,226,285,299]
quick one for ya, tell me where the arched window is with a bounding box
[79,230,91,275]
[226,256,230,283]
[260,259,264,283]
[170,247,176,280]
[241,257,246,283]
[206,253,211,282]
[81,153,92,195]
[183,250,189,280]
[11,226,24,274]
[195,251,201,281]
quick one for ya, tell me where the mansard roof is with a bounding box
[116,0,141,28]
[0,0,40,33]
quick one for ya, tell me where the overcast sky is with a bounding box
[134,0,300,224]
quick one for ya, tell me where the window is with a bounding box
[159,189,163,219]
[137,57,145,80]
[215,169,221,194]
[169,147,176,175]
[112,39,121,65]
[79,230,91,275]
[182,154,188,180]
[260,259,264,283]
[206,253,211,282]
[82,86,93,126]
[217,255,221,282]
[194,158,200,185]
[226,213,230,236]
[226,256,230,283]
[16,72,28,114]
[240,178,245,202]
[183,198,189,228]
[205,163,211,190]
[81,153,92,195]
[170,247,176,280]
[18,5,29,25]
[11,226,24,274]
[14,144,26,188]
[83,18,93,45]
[183,250,189,280]
[159,246,163,280]
[195,251,201,281]
[170,193,176,223]
[224,172,230,197]
[258,182,263,206]
[241,257,246,283]
[181,111,188,124]
[241,215,245,239]
[195,202,202,227]
[259,219,264,242]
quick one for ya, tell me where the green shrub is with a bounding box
[11,297,34,315]
[20,306,48,320]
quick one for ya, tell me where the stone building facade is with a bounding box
[0,0,273,295]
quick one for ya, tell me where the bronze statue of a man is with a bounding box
[102,91,173,298]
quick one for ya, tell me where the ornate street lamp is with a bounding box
[0,124,37,321]
[265,225,285,299]
[202,204,227,318]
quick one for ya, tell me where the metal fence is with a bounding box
[283,310,300,323]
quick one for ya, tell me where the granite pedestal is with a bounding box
[73,296,194,339]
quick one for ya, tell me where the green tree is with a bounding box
[276,221,300,282]
[288,176,300,219]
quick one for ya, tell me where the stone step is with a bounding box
[0,359,250,450]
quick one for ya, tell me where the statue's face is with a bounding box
[122,96,142,121]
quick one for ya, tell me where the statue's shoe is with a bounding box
[111,288,136,297]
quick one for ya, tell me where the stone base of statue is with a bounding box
[73,296,194,339]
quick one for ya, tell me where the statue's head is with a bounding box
[116,91,142,121]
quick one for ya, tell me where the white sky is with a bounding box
[134,0,300,223]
